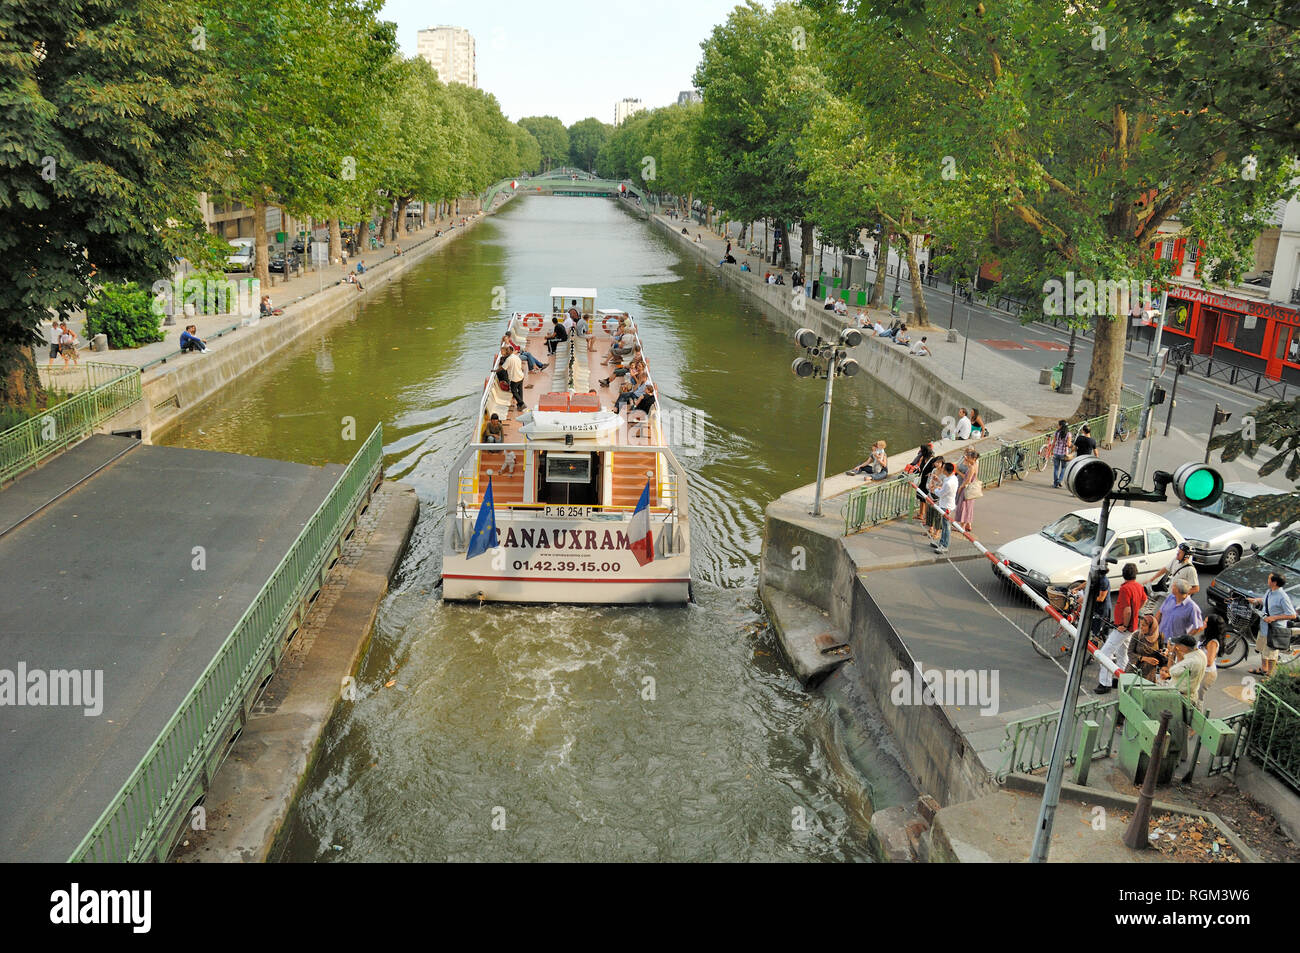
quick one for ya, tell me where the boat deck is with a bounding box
[475,322,661,509]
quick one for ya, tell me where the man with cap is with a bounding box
[1151,542,1199,596]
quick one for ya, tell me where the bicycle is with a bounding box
[1213,594,1255,669]
[1113,406,1130,442]
[996,437,1029,483]
[1031,585,1100,665]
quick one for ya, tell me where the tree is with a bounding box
[513,125,542,175]
[567,118,612,172]
[0,0,227,408]
[1207,398,1300,530]
[517,116,569,171]
[812,0,1299,417]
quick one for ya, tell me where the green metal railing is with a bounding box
[1207,709,1253,778]
[843,401,1144,535]
[996,696,1122,780]
[1247,682,1300,792]
[1,363,142,484]
[69,424,385,862]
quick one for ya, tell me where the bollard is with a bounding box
[92,333,109,352]
[1039,368,1052,385]
[946,328,958,343]
[1122,709,1173,849]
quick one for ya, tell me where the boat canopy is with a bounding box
[550,287,597,300]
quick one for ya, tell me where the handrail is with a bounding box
[1,363,142,484]
[842,401,1144,535]
[69,424,385,861]
[996,696,1122,780]
[1246,682,1300,793]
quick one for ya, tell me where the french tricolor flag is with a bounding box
[628,480,654,566]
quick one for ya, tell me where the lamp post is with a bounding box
[1058,326,1078,394]
[792,327,863,516]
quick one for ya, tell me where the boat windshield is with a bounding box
[1257,534,1300,573]
[1040,514,1114,555]
[1189,491,1250,525]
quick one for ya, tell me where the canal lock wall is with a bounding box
[650,214,1008,859]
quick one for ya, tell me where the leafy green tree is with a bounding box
[0,0,226,407]
[85,283,164,349]
[517,116,569,171]
[567,118,612,172]
[513,124,542,175]
[810,0,1299,417]
[1207,398,1300,530]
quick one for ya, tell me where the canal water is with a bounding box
[162,197,937,861]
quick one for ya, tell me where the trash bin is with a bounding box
[1039,367,1052,385]
[1050,360,1065,389]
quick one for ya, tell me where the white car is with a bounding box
[226,237,255,272]
[994,506,1185,595]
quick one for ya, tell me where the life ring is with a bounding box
[522,313,544,332]
[602,314,622,334]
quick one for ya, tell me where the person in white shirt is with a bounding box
[833,298,847,316]
[43,318,61,364]
[931,462,960,554]
[955,408,972,440]
[909,336,931,356]
[499,345,526,411]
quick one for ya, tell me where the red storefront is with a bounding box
[1162,285,1300,382]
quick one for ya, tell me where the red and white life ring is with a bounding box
[522,312,544,332]
[602,314,622,334]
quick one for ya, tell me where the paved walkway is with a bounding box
[66,203,499,376]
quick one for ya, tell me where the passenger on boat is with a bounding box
[500,332,547,372]
[614,379,644,413]
[484,414,504,443]
[632,383,656,415]
[545,316,569,354]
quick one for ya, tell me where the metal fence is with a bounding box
[843,401,1144,535]
[1246,682,1300,792]
[996,696,1122,780]
[1207,709,1253,778]
[1,363,142,484]
[68,423,385,862]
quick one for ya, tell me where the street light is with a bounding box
[792,326,863,517]
[1029,456,1223,862]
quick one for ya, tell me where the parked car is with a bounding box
[1161,482,1291,569]
[994,506,1184,595]
[1207,530,1300,620]
[268,252,299,274]
[226,237,255,272]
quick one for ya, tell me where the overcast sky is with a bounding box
[380,0,753,126]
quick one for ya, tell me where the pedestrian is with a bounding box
[929,461,959,555]
[1049,420,1071,488]
[1068,571,1112,644]
[953,448,980,533]
[1096,562,1146,694]
[43,318,61,365]
[58,321,79,365]
[955,407,972,440]
[499,345,526,411]
[1073,424,1096,457]
[923,455,946,537]
[1155,579,1205,649]
[1198,613,1225,706]
[1151,542,1199,595]
[1160,633,1207,703]
[1247,572,1297,678]
[1126,606,1166,681]
[726,239,732,257]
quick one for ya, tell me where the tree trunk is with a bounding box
[780,221,792,269]
[422,201,430,228]
[800,221,814,282]
[378,211,390,244]
[870,233,890,308]
[903,234,929,325]
[253,194,271,290]
[0,346,40,411]
[328,219,342,266]
[1076,311,1127,418]
[395,197,410,238]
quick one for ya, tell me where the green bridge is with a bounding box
[482,167,652,208]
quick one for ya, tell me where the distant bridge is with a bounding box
[482,168,652,208]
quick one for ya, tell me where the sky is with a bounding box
[379,0,754,126]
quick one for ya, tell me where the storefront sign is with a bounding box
[1171,286,1300,326]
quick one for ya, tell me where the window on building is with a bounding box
[1223,312,1267,355]
[1160,242,1174,260]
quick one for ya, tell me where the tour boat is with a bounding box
[441,287,692,604]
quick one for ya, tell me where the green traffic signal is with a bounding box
[1171,462,1223,508]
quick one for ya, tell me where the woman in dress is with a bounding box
[925,455,946,540]
[953,448,979,533]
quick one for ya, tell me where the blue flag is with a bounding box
[467,477,498,559]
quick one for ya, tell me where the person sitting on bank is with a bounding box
[909,336,931,357]
[955,407,972,440]
[356,260,366,274]
[179,324,208,353]
[833,298,847,315]
[740,261,751,272]
[823,293,836,311]
[484,413,504,443]
[345,269,364,290]
[970,408,987,438]
[260,294,283,317]
[720,253,737,265]
[847,440,891,480]
[894,326,911,346]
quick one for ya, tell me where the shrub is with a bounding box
[85,282,164,348]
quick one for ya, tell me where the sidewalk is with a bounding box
[70,202,499,377]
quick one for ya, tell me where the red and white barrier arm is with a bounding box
[914,485,1123,677]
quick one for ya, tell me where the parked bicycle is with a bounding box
[1113,406,1130,442]
[996,437,1029,483]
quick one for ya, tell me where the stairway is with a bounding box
[609,452,658,509]
[477,450,526,504]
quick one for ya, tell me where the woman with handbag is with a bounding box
[953,449,981,533]
[1049,420,1071,488]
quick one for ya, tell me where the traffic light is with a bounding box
[1150,385,1167,406]
[1064,455,1115,503]
[1212,405,1231,427]
[1170,462,1224,508]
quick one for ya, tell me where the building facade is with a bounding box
[676,89,702,106]
[1151,195,1300,384]
[614,98,644,127]
[417,26,477,88]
